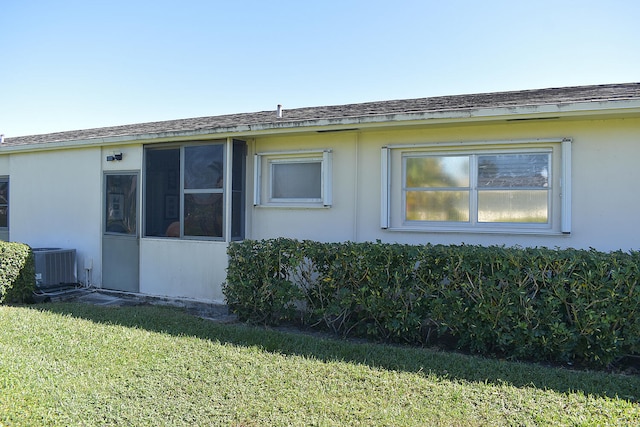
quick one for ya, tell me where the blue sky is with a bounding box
[1,0,639,137]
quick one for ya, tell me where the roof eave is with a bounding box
[3,99,640,153]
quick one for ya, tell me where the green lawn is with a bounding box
[1,303,638,426]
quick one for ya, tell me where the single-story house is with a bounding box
[1,82,639,303]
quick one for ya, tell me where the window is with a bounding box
[254,150,332,207]
[144,140,246,240]
[105,174,137,235]
[183,144,224,237]
[381,139,571,233]
[0,177,8,229]
[476,153,550,223]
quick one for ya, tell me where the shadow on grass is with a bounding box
[36,302,638,403]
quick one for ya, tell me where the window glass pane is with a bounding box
[478,154,549,188]
[184,145,224,189]
[184,193,223,237]
[145,148,180,237]
[231,190,243,239]
[478,190,548,223]
[0,206,6,228]
[0,181,8,204]
[105,175,137,235]
[272,162,322,199]
[232,140,246,240]
[406,191,469,221]
[406,156,469,188]
[232,141,245,192]
[0,180,7,228]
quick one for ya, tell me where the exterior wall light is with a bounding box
[106,153,123,161]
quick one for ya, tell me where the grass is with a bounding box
[0,303,638,426]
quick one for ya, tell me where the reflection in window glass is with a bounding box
[145,148,180,237]
[478,190,548,223]
[184,145,224,189]
[406,191,469,222]
[231,140,246,240]
[477,153,550,223]
[0,180,7,228]
[478,154,549,188]
[403,150,551,226]
[404,155,470,222]
[184,193,223,237]
[105,175,137,235]
[406,156,469,188]
[0,181,7,205]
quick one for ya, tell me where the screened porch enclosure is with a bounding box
[144,139,246,241]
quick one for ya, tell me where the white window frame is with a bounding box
[381,138,572,234]
[254,149,332,207]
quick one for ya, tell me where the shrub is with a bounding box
[223,239,640,367]
[223,238,304,324]
[0,242,35,304]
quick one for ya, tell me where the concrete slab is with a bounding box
[72,291,127,306]
[58,289,237,323]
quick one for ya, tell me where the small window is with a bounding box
[254,150,332,207]
[271,160,322,201]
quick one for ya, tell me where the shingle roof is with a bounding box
[4,83,640,147]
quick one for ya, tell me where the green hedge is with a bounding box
[223,239,640,367]
[0,242,35,304]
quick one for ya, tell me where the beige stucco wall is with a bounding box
[567,118,640,251]
[248,117,640,252]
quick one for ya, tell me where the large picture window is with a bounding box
[382,139,571,234]
[144,140,245,240]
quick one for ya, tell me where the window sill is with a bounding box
[254,204,331,209]
[385,226,569,236]
[141,236,227,243]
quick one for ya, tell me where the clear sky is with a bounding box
[1,0,639,137]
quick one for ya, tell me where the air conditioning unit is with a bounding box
[33,248,77,290]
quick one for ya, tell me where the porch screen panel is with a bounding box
[183,145,224,238]
[0,180,8,228]
[145,140,245,241]
[231,140,246,240]
[145,148,180,237]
